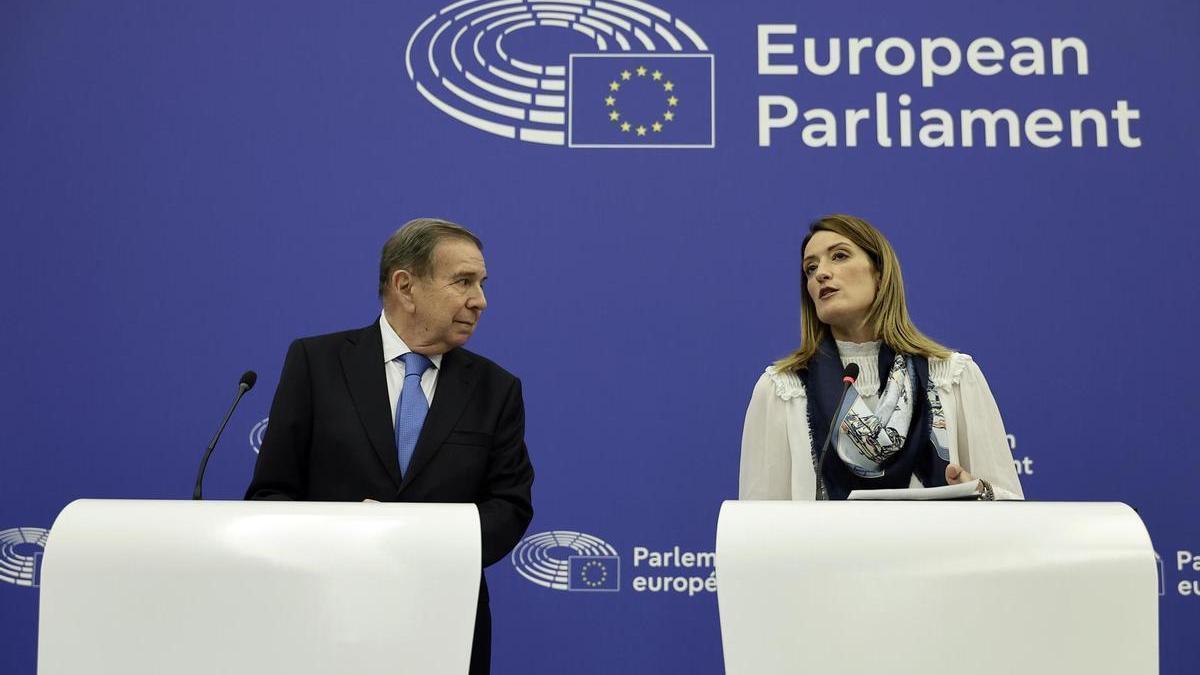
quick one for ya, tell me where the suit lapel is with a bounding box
[399,347,478,492]
[340,322,402,489]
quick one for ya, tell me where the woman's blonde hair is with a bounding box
[774,214,950,372]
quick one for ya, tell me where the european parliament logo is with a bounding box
[250,417,269,454]
[511,530,620,591]
[0,527,48,589]
[406,0,714,148]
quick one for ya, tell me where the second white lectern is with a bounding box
[38,499,481,675]
[716,501,1158,675]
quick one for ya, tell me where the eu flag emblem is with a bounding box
[568,555,620,591]
[568,54,715,148]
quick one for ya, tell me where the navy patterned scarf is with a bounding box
[800,336,949,500]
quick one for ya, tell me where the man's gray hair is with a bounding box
[378,217,483,297]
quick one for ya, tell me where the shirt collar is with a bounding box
[379,311,442,369]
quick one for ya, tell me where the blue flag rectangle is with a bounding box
[567,555,620,591]
[568,54,714,148]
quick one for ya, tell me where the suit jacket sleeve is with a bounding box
[478,376,534,567]
[245,339,312,500]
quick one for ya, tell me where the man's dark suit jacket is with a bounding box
[246,320,534,675]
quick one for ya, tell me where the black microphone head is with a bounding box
[842,363,860,383]
[239,370,258,391]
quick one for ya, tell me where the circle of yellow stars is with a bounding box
[580,559,609,588]
[605,65,678,137]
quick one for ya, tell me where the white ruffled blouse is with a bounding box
[739,343,1024,501]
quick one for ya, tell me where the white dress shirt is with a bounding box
[379,312,442,428]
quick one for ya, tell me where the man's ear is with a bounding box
[391,269,416,311]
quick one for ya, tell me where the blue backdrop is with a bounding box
[2,1,1197,673]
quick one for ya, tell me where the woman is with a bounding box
[739,215,1023,500]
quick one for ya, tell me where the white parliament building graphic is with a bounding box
[512,530,621,591]
[0,527,48,588]
[406,0,715,147]
[250,417,269,454]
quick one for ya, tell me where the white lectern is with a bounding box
[38,499,481,675]
[716,501,1157,675]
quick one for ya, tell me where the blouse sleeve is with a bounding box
[739,371,793,500]
[954,358,1024,500]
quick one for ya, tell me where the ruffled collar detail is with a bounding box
[764,366,805,401]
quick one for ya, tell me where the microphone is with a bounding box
[192,370,257,500]
[814,362,860,501]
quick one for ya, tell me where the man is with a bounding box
[246,218,534,675]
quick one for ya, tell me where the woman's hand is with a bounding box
[946,464,996,499]
[945,463,975,485]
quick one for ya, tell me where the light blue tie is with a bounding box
[395,352,433,478]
